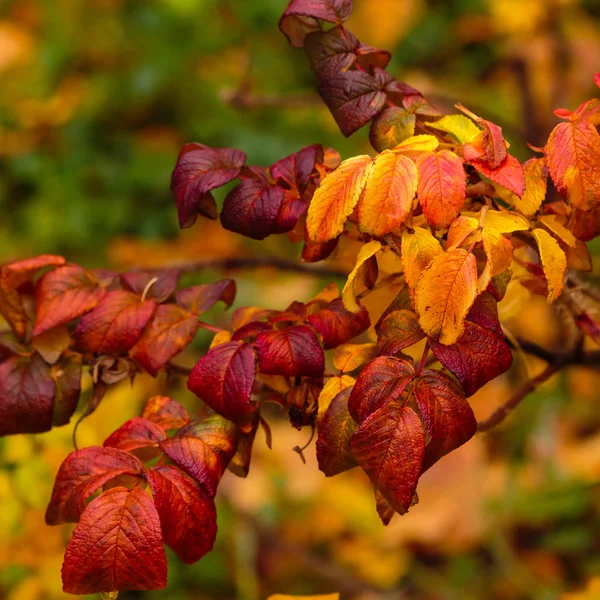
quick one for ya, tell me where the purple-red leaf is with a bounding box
[187,341,256,424]
[348,356,415,423]
[307,297,370,349]
[61,486,167,594]
[270,144,324,197]
[45,446,143,525]
[145,465,217,564]
[159,415,238,497]
[176,279,236,315]
[256,324,325,377]
[376,309,425,355]
[171,143,246,228]
[103,417,167,452]
[51,352,82,426]
[120,268,180,303]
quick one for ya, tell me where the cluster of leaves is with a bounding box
[3,0,600,596]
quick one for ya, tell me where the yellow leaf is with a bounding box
[342,240,382,313]
[425,115,481,144]
[210,330,232,349]
[317,376,355,420]
[306,155,372,242]
[538,214,576,247]
[393,134,439,154]
[512,157,547,216]
[401,227,443,289]
[415,248,478,345]
[479,229,514,293]
[463,209,529,233]
[532,228,567,302]
[333,343,377,372]
[357,150,418,237]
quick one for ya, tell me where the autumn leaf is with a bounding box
[141,395,190,430]
[546,117,600,210]
[468,153,526,198]
[145,465,217,564]
[307,297,370,349]
[33,264,105,337]
[511,157,547,216]
[415,150,466,229]
[413,369,476,469]
[400,226,443,289]
[74,290,157,355]
[428,293,513,396]
[304,26,359,79]
[317,374,355,419]
[32,325,71,364]
[103,417,166,453]
[426,115,480,144]
[376,309,425,355]
[446,215,479,249]
[187,341,256,424]
[342,240,381,312]
[332,343,376,372]
[532,228,567,302]
[350,402,425,514]
[177,279,236,315]
[120,268,180,303]
[477,118,507,168]
[171,143,246,228]
[415,248,478,345]
[348,356,415,423]
[159,415,238,497]
[51,352,82,426]
[129,304,199,376]
[316,387,358,476]
[45,446,143,525]
[306,155,372,242]
[369,107,416,152]
[61,487,167,594]
[357,151,417,237]
[256,325,325,377]
[393,134,439,154]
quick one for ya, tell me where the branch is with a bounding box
[176,256,349,279]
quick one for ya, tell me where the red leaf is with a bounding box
[304,26,358,79]
[413,369,476,470]
[61,486,167,594]
[74,290,157,355]
[301,237,339,262]
[187,341,256,424]
[307,297,370,349]
[316,387,357,476]
[45,446,143,525]
[272,191,310,234]
[318,71,387,137]
[103,417,167,452]
[350,403,425,514]
[171,143,246,228]
[34,265,105,337]
[279,0,352,47]
[159,415,238,497]
[231,320,274,342]
[141,395,190,430]
[51,352,82,426]
[176,279,236,315]
[348,356,415,423]
[256,324,324,377]
[376,309,425,355]
[120,268,180,303]
[0,254,66,339]
[129,304,199,376]
[145,465,217,564]
[270,144,324,196]
[468,153,525,198]
[478,119,507,168]
[429,293,513,396]
[0,354,55,435]
[221,179,285,240]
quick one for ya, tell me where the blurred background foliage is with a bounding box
[1,0,600,599]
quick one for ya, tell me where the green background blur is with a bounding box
[2,0,600,599]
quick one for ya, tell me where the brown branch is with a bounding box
[176,256,349,279]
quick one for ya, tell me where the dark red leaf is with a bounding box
[0,354,56,435]
[279,0,353,47]
[307,297,370,349]
[375,309,425,355]
[120,268,180,303]
[270,144,324,196]
[141,395,190,430]
[129,304,199,376]
[187,341,256,424]
[318,70,387,137]
[159,415,238,497]
[316,387,357,476]
[350,403,425,514]
[45,446,143,525]
[51,352,82,426]
[103,417,167,452]
[231,320,274,342]
[348,356,415,423]
[256,324,324,377]
[354,43,391,72]
[221,179,285,240]
[171,143,246,228]
[301,236,339,262]
[74,290,157,355]
[429,293,513,396]
[272,192,310,234]
[413,369,477,470]
[33,265,105,337]
[304,27,358,79]
[145,465,217,564]
[176,279,236,315]
[61,486,167,594]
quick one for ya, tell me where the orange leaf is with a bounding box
[415,150,466,229]
[512,157,547,216]
[468,153,525,198]
[357,150,417,237]
[333,343,376,372]
[400,226,443,289]
[415,248,478,345]
[531,228,567,302]
[342,240,381,312]
[317,374,355,419]
[306,155,372,242]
